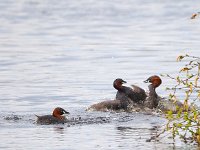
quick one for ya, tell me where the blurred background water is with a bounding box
[0,0,199,149]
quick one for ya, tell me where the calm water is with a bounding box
[0,0,200,149]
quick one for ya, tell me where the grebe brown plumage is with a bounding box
[143,75,162,109]
[36,107,69,124]
[114,78,147,103]
[88,76,162,111]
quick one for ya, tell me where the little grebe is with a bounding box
[87,99,123,111]
[88,76,162,111]
[36,107,69,124]
[87,78,146,111]
[143,75,162,109]
[114,78,147,103]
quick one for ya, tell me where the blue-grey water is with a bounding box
[0,0,200,149]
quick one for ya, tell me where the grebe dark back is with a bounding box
[113,78,147,103]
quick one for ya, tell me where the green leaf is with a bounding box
[166,110,173,120]
[177,123,183,128]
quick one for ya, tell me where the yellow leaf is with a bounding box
[184,99,189,111]
[172,95,177,102]
[176,76,180,83]
[166,122,170,130]
[195,76,199,86]
[177,55,184,62]
[194,113,198,121]
[189,83,193,93]
[185,91,189,100]
[196,135,200,144]
[180,67,189,72]
[191,13,198,19]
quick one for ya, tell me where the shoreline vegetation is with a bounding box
[150,54,200,144]
[150,13,200,145]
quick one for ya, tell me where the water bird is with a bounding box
[36,107,69,124]
[88,75,163,111]
[87,99,123,111]
[114,78,147,104]
[143,75,162,109]
[88,75,188,113]
[143,75,187,113]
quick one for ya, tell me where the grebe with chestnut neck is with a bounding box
[143,75,162,109]
[36,107,69,124]
[87,75,163,111]
[113,78,147,104]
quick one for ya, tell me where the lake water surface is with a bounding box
[0,0,200,149]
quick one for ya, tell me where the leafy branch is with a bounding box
[155,54,200,144]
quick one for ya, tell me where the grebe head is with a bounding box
[144,75,162,88]
[113,78,127,90]
[52,107,69,120]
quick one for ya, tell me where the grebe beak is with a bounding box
[64,110,70,114]
[122,80,127,84]
[62,109,70,114]
[144,79,150,83]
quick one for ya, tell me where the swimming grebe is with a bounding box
[143,75,186,112]
[143,75,162,109]
[36,107,69,124]
[87,99,123,111]
[88,75,189,113]
[144,75,196,114]
[87,78,147,111]
[88,76,162,111]
[114,78,147,103]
